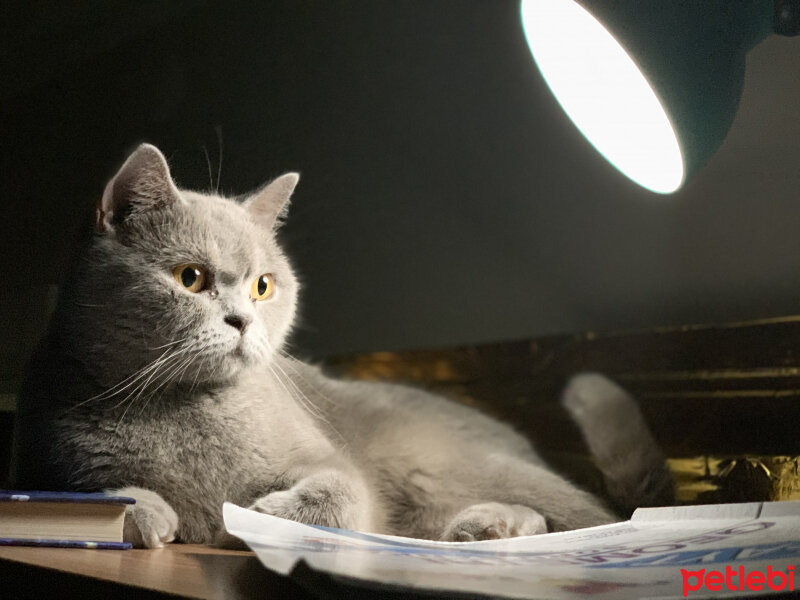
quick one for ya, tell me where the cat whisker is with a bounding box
[215,125,223,194]
[202,145,214,191]
[66,347,177,412]
[109,343,202,415]
[113,356,180,428]
[207,358,222,386]
[138,351,201,420]
[147,336,191,351]
[276,352,336,406]
[116,347,201,428]
[176,352,198,385]
[111,348,190,416]
[149,355,197,410]
[271,361,324,417]
[188,352,211,396]
[264,344,347,449]
[267,361,317,420]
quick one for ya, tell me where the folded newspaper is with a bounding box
[223,501,800,599]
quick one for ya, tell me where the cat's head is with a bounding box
[60,144,300,389]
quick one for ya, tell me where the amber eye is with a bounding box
[251,273,275,301]
[172,264,207,293]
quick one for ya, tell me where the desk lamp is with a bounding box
[520,0,800,193]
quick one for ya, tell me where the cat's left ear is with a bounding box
[243,173,299,230]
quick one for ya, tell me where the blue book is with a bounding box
[0,490,135,549]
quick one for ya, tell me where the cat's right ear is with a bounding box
[95,144,182,233]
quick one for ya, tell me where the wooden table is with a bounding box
[0,543,314,599]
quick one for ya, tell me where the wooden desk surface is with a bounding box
[0,543,312,599]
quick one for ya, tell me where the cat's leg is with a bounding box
[441,502,547,542]
[108,486,179,548]
[249,462,375,531]
[467,455,618,533]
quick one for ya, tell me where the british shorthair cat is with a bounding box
[11,144,672,547]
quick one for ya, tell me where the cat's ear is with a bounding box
[243,173,299,230]
[95,144,182,233]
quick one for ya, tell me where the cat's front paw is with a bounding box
[250,488,350,528]
[110,487,179,548]
[249,470,369,530]
[441,502,547,542]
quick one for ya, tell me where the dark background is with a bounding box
[2,0,799,384]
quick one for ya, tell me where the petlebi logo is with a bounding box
[681,564,795,596]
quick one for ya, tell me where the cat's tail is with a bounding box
[561,373,674,515]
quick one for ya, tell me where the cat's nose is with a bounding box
[224,313,251,334]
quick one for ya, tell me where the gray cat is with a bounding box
[11,144,672,547]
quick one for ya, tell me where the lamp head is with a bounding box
[521,0,799,194]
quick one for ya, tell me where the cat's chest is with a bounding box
[104,386,328,472]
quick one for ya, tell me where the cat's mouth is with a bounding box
[229,336,261,365]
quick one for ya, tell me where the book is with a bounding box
[224,500,800,599]
[0,490,134,549]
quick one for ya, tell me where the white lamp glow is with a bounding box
[521,0,684,194]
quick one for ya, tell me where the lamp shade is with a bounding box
[520,0,777,193]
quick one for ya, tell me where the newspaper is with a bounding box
[223,501,800,599]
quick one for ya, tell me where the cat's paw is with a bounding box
[248,470,368,530]
[441,502,547,542]
[109,487,179,548]
[250,488,352,529]
[249,489,303,520]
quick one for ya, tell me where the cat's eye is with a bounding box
[172,264,207,293]
[251,274,275,301]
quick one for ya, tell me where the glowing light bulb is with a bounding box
[521,0,684,193]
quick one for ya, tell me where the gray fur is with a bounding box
[11,144,672,547]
